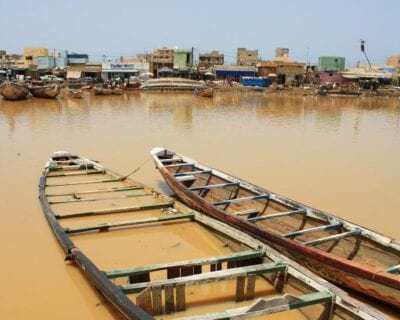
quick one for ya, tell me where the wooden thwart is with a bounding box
[46,185,142,197]
[65,213,195,234]
[46,170,105,177]
[105,249,265,279]
[55,202,174,219]
[160,158,181,163]
[190,182,240,191]
[233,209,260,217]
[49,192,152,204]
[213,194,269,206]
[46,177,124,187]
[283,222,343,238]
[247,209,306,222]
[122,262,287,294]
[175,291,333,320]
[304,230,361,246]
[174,170,212,177]
[165,162,196,168]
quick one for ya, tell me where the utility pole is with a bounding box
[360,39,372,69]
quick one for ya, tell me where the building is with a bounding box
[67,53,89,65]
[257,48,305,85]
[237,48,259,66]
[23,47,49,67]
[318,56,345,71]
[149,47,174,75]
[214,65,256,82]
[101,62,139,81]
[198,51,224,70]
[386,54,400,70]
[33,56,55,70]
[174,49,193,70]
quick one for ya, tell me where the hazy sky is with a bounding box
[1,0,399,66]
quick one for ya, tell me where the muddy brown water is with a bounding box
[0,92,399,319]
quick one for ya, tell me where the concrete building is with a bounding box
[101,62,139,81]
[149,47,174,75]
[68,53,89,65]
[198,51,224,70]
[174,49,193,70]
[386,54,400,70]
[318,56,345,71]
[237,48,259,66]
[33,56,55,70]
[214,65,256,82]
[23,47,49,67]
[275,48,289,60]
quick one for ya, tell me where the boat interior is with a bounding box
[42,153,369,319]
[155,153,400,277]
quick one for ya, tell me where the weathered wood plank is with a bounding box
[233,209,260,217]
[160,158,181,163]
[245,274,257,300]
[49,192,152,204]
[65,213,194,234]
[176,283,186,312]
[122,262,287,294]
[247,209,306,222]
[213,194,269,206]
[151,286,163,315]
[46,170,105,177]
[174,170,212,177]
[136,288,153,315]
[283,222,343,238]
[190,182,240,191]
[46,177,123,187]
[46,185,142,197]
[304,230,361,246]
[105,249,265,279]
[55,202,174,219]
[165,285,175,313]
[235,276,246,302]
[165,162,196,168]
[175,291,333,320]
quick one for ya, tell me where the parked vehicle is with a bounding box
[40,75,64,83]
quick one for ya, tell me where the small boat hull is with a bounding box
[0,81,30,100]
[30,85,61,99]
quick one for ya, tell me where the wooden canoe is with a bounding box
[38,151,385,320]
[151,147,400,308]
[197,87,214,97]
[30,84,61,99]
[0,81,30,100]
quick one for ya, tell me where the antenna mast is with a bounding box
[360,39,372,69]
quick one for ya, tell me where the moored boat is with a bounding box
[0,81,30,100]
[30,84,61,99]
[141,78,206,91]
[38,151,385,320]
[151,147,400,308]
[196,86,214,97]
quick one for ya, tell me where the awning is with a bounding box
[66,71,82,79]
[102,69,139,73]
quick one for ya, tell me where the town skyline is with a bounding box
[1,0,399,67]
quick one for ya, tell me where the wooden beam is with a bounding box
[386,264,400,274]
[49,192,152,205]
[174,170,212,177]
[245,274,257,300]
[46,170,105,177]
[213,194,269,206]
[174,291,333,320]
[65,213,195,234]
[136,288,153,315]
[247,209,306,222]
[165,162,196,168]
[283,222,343,238]
[46,177,123,187]
[189,182,240,191]
[235,276,246,302]
[55,202,174,219]
[152,287,163,315]
[46,185,142,197]
[304,230,361,246]
[105,249,265,279]
[233,209,260,217]
[122,262,287,294]
[160,158,181,163]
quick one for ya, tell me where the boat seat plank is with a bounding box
[46,177,124,187]
[175,291,333,320]
[160,158,181,163]
[304,230,361,246]
[122,262,287,294]
[164,162,196,168]
[386,265,400,274]
[213,194,269,206]
[105,249,265,279]
[48,192,152,205]
[46,170,105,177]
[190,182,240,191]
[233,209,260,217]
[247,209,306,222]
[46,185,142,197]
[174,170,212,177]
[55,202,174,219]
[283,222,343,238]
[65,213,195,234]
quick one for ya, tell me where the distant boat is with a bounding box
[141,77,206,91]
[196,86,214,97]
[30,84,61,99]
[68,89,83,99]
[0,81,30,100]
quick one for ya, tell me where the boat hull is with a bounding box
[0,81,30,100]
[156,161,400,308]
[30,85,61,99]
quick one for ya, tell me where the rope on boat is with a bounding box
[121,156,152,180]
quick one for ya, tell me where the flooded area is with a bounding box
[0,92,399,319]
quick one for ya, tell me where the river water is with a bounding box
[0,91,399,319]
